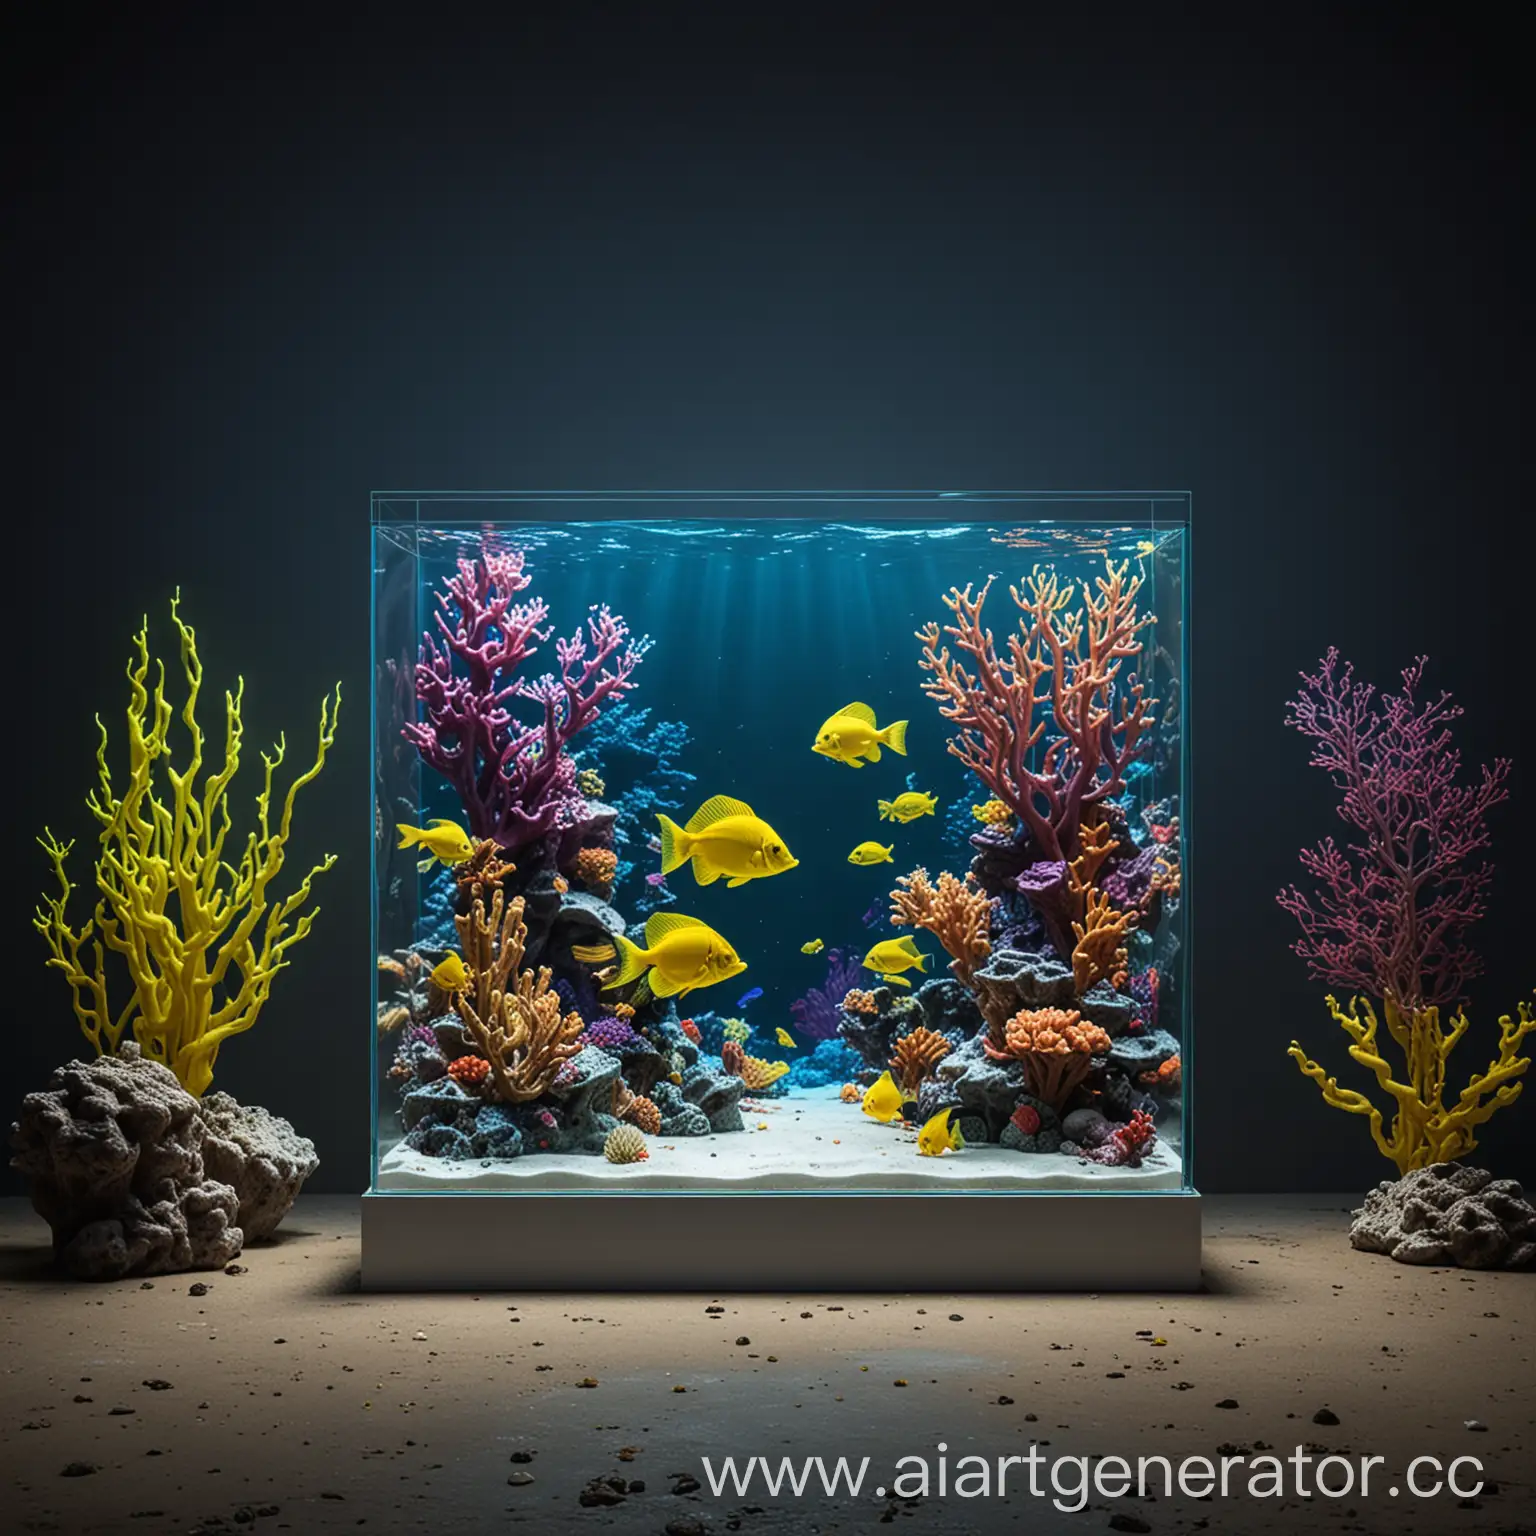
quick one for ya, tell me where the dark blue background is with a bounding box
[5,4,1529,1195]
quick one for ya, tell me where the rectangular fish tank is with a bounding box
[367,492,1195,1289]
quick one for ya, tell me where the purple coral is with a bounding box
[403,548,649,857]
[1276,650,1511,1012]
[578,1017,644,1053]
[791,948,865,1042]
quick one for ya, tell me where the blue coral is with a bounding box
[786,1038,865,1090]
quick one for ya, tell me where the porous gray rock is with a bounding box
[1106,1028,1181,1078]
[971,947,1076,1025]
[1350,1163,1536,1269]
[196,1094,318,1241]
[681,1065,746,1134]
[9,1046,242,1280]
[544,1046,623,1153]
[935,1032,1028,1142]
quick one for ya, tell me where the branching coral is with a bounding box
[791,948,865,1041]
[34,593,340,1096]
[984,1007,1111,1111]
[404,548,648,857]
[452,887,585,1104]
[1289,994,1534,1175]
[890,1026,952,1095]
[1277,650,1510,1014]
[454,838,517,899]
[916,557,1155,863]
[889,867,992,987]
[1071,888,1137,993]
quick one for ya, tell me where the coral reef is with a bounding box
[738,1055,791,1092]
[916,557,1155,865]
[1289,994,1533,1176]
[1279,649,1527,1173]
[451,888,585,1104]
[35,594,340,1095]
[603,1123,650,1164]
[1350,1163,1535,1269]
[889,868,991,986]
[404,548,647,858]
[9,1045,315,1279]
[572,845,618,896]
[1071,888,1136,993]
[984,1008,1111,1113]
[790,948,865,1041]
[1081,1108,1157,1167]
[720,1040,745,1077]
[890,1026,952,1095]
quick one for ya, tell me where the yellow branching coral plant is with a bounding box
[34,593,340,1095]
[1289,994,1535,1176]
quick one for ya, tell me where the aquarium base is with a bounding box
[360,1188,1203,1291]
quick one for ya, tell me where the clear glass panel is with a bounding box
[372,493,1189,1195]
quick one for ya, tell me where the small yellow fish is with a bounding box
[573,912,745,1000]
[812,702,908,769]
[863,935,929,975]
[848,841,895,866]
[879,973,912,988]
[1136,538,1157,557]
[860,1070,913,1124]
[396,818,476,871]
[916,1106,964,1157]
[429,953,469,992]
[877,791,938,823]
[800,938,824,955]
[775,1027,797,1050]
[656,796,798,889]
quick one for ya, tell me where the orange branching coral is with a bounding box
[573,846,618,893]
[739,1054,790,1091]
[985,1007,1112,1110]
[721,1039,745,1076]
[890,1026,953,1095]
[452,888,585,1104]
[613,1001,635,1021]
[1071,888,1138,994]
[1067,818,1118,910]
[890,867,992,987]
[842,989,878,1017]
[839,1082,862,1102]
[455,838,517,898]
[447,1054,492,1090]
[916,557,1155,865]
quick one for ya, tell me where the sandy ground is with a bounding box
[378,1088,1183,1192]
[0,1195,1530,1536]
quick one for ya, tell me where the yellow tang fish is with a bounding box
[775,1027,798,1050]
[879,973,912,988]
[573,912,745,1000]
[863,936,929,975]
[812,702,908,768]
[429,953,470,992]
[800,938,824,955]
[397,818,476,871]
[916,1107,964,1157]
[848,841,894,866]
[878,791,938,823]
[656,796,798,889]
[860,1070,913,1124]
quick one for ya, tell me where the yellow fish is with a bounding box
[396,818,476,871]
[574,912,745,1000]
[775,1027,797,1050]
[429,953,470,992]
[800,938,824,955]
[1136,538,1157,557]
[879,973,912,988]
[878,791,938,823]
[656,796,799,888]
[860,1070,913,1124]
[848,841,894,866]
[916,1107,964,1157]
[863,936,929,975]
[812,702,908,768]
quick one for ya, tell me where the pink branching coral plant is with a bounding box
[404,549,648,856]
[1277,649,1511,1013]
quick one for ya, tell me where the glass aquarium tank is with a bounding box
[367,492,1196,1289]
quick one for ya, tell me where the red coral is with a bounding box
[679,1018,701,1044]
[721,1040,745,1076]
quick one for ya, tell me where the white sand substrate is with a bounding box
[376,1085,1183,1192]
